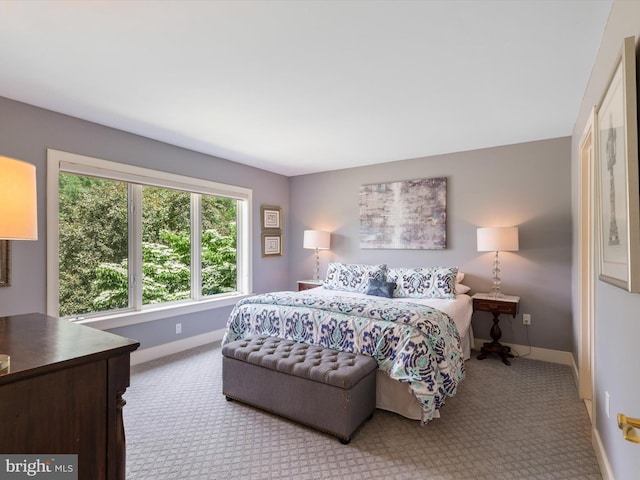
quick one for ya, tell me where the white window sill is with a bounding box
[72,293,253,331]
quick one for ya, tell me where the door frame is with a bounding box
[578,106,596,419]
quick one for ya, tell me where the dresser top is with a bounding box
[0,312,139,384]
[472,292,520,303]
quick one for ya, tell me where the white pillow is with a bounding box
[324,263,388,294]
[387,266,458,299]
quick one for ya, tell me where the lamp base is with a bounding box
[491,251,503,298]
[312,248,320,281]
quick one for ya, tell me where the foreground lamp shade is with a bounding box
[477,226,519,298]
[0,156,38,240]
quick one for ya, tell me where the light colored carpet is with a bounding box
[125,343,602,480]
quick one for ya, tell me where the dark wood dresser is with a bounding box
[0,313,139,480]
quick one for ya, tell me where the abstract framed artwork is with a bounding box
[596,36,640,292]
[359,177,447,249]
[262,233,283,257]
[0,240,9,287]
[261,206,282,230]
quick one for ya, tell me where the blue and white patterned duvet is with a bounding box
[222,291,465,422]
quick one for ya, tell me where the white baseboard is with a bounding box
[570,354,580,388]
[137,335,574,367]
[593,427,615,480]
[131,329,226,366]
[473,338,573,365]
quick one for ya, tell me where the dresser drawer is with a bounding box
[473,298,519,315]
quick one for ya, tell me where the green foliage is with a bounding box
[201,225,237,295]
[58,173,237,317]
[58,174,128,316]
[92,262,129,311]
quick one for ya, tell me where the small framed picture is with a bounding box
[261,206,282,230]
[262,233,283,257]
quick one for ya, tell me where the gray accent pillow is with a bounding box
[365,278,396,298]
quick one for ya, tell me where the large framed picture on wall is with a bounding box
[596,36,640,292]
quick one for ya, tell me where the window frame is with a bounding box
[47,149,253,330]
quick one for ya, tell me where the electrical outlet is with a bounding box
[176,323,182,334]
[522,314,531,325]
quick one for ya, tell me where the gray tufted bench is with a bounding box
[222,335,377,443]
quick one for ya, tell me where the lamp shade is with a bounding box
[0,156,38,240]
[303,230,330,250]
[477,227,518,252]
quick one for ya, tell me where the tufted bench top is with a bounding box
[222,335,378,390]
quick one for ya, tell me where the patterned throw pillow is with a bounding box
[387,266,458,299]
[324,263,388,294]
[365,278,397,298]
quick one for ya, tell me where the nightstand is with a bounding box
[297,279,323,291]
[472,293,520,366]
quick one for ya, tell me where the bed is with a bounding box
[222,263,473,423]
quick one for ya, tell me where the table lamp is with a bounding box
[477,226,518,298]
[0,156,38,374]
[303,230,330,281]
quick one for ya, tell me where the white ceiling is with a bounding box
[0,1,612,177]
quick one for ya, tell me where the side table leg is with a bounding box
[477,312,514,366]
[500,347,514,366]
[490,312,502,342]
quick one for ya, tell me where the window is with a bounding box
[47,150,252,326]
[58,174,129,316]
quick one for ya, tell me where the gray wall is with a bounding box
[1,93,573,354]
[290,137,573,352]
[0,96,290,349]
[571,1,640,478]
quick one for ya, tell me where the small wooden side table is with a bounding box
[297,279,323,291]
[472,293,520,366]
